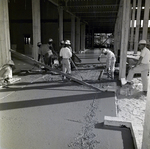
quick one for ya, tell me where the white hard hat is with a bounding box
[65,40,71,45]
[139,40,146,45]
[37,42,42,46]
[102,48,107,53]
[48,38,53,43]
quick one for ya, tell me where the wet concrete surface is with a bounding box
[0,50,135,149]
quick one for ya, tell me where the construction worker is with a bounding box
[123,39,150,95]
[38,39,53,66]
[37,42,42,62]
[59,40,72,80]
[0,60,15,86]
[98,48,116,79]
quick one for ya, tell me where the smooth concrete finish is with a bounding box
[0,50,135,149]
[0,75,117,149]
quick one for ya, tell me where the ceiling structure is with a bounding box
[56,0,121,33]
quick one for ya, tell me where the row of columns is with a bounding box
[129,0,150,53]
[0,0,86,66]
[32,3,86,60]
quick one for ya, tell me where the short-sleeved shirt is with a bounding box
[59,47,72,59]
[140,47,150,64]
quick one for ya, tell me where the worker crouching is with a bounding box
[98,48,116,79]
[59,40,72,80]
[0,60,15,86]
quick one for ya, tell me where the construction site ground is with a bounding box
[0,49,146,149]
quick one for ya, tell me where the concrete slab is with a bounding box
[0,73,135,149]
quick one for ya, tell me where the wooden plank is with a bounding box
[10,49,102,92]
[134,0,142,54]
[142,0,150,40]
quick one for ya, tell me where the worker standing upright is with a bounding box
[98,48,116,79]
[59,40,72,80]
[123,39,150,95]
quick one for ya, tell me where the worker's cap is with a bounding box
[65,40,71,45]
[102,48,107,53]
[139,40,147,45]
[48,38,53,43]
[7,60,15,66]
[37,42,42,46]
[60,40,64,44]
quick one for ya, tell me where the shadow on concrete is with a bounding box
[95,122,135,149]
[0,92,115,111]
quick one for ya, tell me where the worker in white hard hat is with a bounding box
[123,39,150,95]
[59,40,72,80]
[98,48,116,79]
[0,60,15,86]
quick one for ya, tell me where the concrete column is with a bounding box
[81,23,85,51]
[134,0,142,54]
[142,0,150,40]
[0,0,11,67]
[142,65,150,149]
[119,0,131,79]
[71,15,75,52]
[75,18,80,53]
[129,0,136,51]
[32,0,41,60]
[59,6,63,43]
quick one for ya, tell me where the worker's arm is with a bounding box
[38,54,41,61]
[98,54,102,61]
[134,56,143,67]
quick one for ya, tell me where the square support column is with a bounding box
[32,0,41,60]
[142,65,150,149]
[81,23,85,51]
[119,0,131,79]
[142,0,150,40]
[134,0,142,54]
[75,18,80,53]
[59,6,63,43]
[71,15,75,52]
[0,0,11,67]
